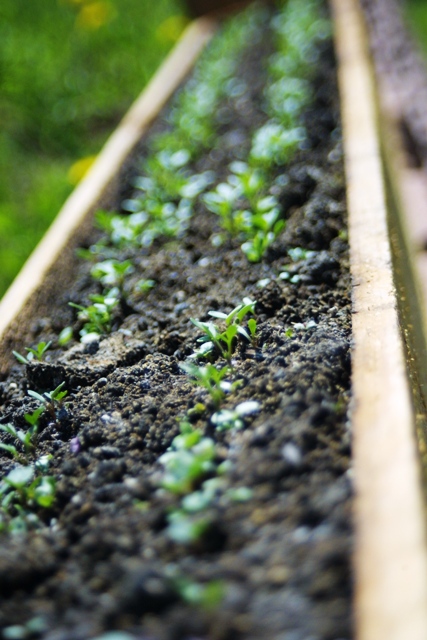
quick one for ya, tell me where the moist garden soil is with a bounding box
[0,7,353,640]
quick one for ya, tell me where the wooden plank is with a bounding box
[331,0,427,639]
[400,168,427,249]
[0,16,217,368]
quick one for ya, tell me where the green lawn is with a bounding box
[405,0,427,56]
[0,0,185,296]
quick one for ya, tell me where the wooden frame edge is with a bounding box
[331,0,427,638]
[0,16,217,348]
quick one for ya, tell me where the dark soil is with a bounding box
[0,8,353,640]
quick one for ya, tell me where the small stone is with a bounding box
[70,437,81,454]
[282,443,303,467]
[251,508,270,526]
[266,565,290,584]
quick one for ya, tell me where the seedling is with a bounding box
[229,161,265,207]
[159,427,216,495]
[69,288,119,339]
[211,400,261,431]
[191,298,256,363]
[95,210,147,247]
[203,182,241,236]
[58,326,73,346]
[242,231,274,263]
[166,508,213,545]
[180,362,232,408]
[288,247,315,262]
[13,341,51,365]
[250,123,305,167]
[0,423,35,462]
[135,278,156,294]
[90,259,134,289]
[25,406,45,429]
[27,382,67,423]
[172,575,224,610]
[0,405,45,464]
[225,486,253,502]
[0,464,56,532]
[248,318,257,339]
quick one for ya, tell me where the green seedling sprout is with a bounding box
[211,400,261,431]
[58,326,73,346]
[229,161,265,207]
[191,298,256,363]
[166,509,213,545]
[245,318,258,346]
[242,231,275,263]
[203,182,241,236]
[69,288,119,340]
[159,431,216,495]
[171,574,225,610]
[25,407,45,428]
[0,424,35,462]
[90,259,134,289]
[288,247,315,262]
[239,198,285,263]
[13,341,51,365]
[27,382,67,422]
[135,278,156,294]
[0,465,56,531]
[180,362,233,408]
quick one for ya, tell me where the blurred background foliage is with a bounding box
[405,0,427,55]
[0,0,185,296]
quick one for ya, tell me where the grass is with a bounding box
[0,0,185,296]
[405,0,427,56]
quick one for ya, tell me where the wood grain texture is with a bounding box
[331,0,427,638]
[0,17,217,371]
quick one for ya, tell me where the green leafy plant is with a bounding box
[287,247,315,261]
[179,362,234,408]
[27,382,68,423]
[165,508,213,545]
[90,259,134,289]
[228,161,265,207]
[135,278,156,294]
[203,182,241,236]
[171,574,225,610]
[191,298,256,363]
[247,318,258,344]
[0,423,36,462]
[0,465,56,535]
[250,123,305,167]
[13,341,51,365]
[0,406,45,464]
[159,425,216,495]
[69,288,119,340]
[58,326,73,346]
[211,400,261,431]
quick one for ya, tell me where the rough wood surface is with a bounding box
[0,17,217,372]
[331,0,427,638]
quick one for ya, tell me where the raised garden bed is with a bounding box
[0,1,426,639]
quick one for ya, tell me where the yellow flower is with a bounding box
[75,1,116,30]
[68,155,97,185]
[156,15,190,44]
